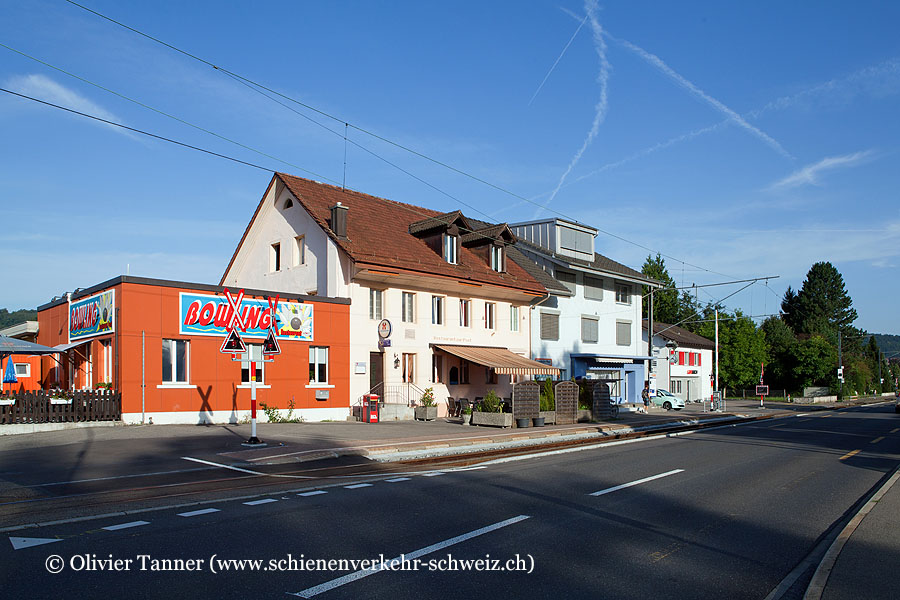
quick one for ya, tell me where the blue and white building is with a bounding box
[510,218,660,406]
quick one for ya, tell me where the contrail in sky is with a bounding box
[541,0,609,212]
[608,34,794,160]
[528,13,588,106]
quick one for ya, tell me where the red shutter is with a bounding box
[679,352,685,366]
[688,353,694,366]
[697,353,701,366]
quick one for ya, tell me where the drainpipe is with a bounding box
[528,292,552,362]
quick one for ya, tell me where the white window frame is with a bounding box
[101,339,112,384]
[432,295,445,325]
[402,353,416,384]
[485,302,496,330]
[14,363,31,378]
[459,299,471,327]
[490,245,504,272]
[401,292,416,323]
[308,346,329,385]
[369,288,383,320]
[509,305,520,332]
[443,234,458,265]
[293,235,305,267]
[615,283,631,304]
[270,242,281,272]
[161,338,189,385]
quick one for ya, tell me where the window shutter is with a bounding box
[540,313,559,340]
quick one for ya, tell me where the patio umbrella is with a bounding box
[0,335,61,359]
[2,358,16,384]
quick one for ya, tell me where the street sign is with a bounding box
[220,328,246,354]
[262,327,281,355]
[378,319,392,339]
[756,385,769,396]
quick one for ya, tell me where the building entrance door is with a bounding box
[369,351,384,391]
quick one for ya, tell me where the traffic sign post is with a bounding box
[219,288,282,447]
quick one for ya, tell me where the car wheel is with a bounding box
[663,401,672,410]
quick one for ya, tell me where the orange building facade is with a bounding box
[34,276,351,424]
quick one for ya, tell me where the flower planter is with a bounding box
[538,410,556,425]
[414,406,438,421]
[532,416,545,427]
[461,413,471,425]
[515,417,530,428]
[472,411,513,428]
[577,408,593,422]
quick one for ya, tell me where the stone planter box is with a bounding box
[577,408,593,422]
[461,413,471,425]
[539,410,556,425]
[414,406,438,421]
[472,411,513,428]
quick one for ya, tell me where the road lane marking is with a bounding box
[589,469,685,497]
[102,521,149,531]
[891,428,899,434]
[385,478,410,483]
[298,491,327,497]
[871,437,885,444]
[177,508,220,517]
[243,499,277,506]
[287,515,531,598]
[839,450,861,461]
[9,536,64,550]
[422,472,445,477]
[182,456,313,479]
[344,483,373,489]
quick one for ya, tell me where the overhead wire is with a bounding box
[62,0,744,282]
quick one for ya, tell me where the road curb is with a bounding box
[803,464,900,600]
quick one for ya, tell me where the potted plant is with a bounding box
[538,379,556,425]
[472,391,513,428]
[461,404,472,425]
[414,387,438,421]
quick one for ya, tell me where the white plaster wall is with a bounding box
[347,281,532,414]
[642,329,714,401]
[222,185,329,297]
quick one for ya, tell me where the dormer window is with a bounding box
[443,234,458,264]
[490,245,505,272]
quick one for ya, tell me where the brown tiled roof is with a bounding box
[643,320,716,350]
[409,211,469,235]
[460,223,514,246]
[272,174,546,293]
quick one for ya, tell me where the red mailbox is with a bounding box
[363,394,380,423]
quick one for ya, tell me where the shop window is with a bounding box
[162,339,189,384]
[449,366,459,385]
[369,289,383,320]
[485,367,497,385]
[309,346,328,384]
[432,355,443,383]
[460,361,470,384]
[241,344,264,384]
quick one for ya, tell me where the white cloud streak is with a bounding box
[768,150,875,190]
[528,13,588,106]
[540,0,610,212]
[607,35,794,160]
[5,73,132,137]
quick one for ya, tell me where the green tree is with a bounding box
[641,253,679,323]
[761,316,796,390]
[788,262,859,342]
[791,335,838,389]
[695,308,766,391]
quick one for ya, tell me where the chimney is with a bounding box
[330,202,348,239]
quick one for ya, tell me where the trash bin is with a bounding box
[363,394,380,423]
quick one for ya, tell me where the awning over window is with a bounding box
[433,344,561,376]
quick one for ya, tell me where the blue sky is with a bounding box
[1,1,899,334]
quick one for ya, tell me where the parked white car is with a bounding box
[653,389,685,411]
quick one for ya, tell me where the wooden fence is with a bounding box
[0,390,121,424]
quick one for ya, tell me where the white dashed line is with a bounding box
[102,521,150,531]
[178,508,221,517]
[298,490,328,497]
[344,484,373,490]
[243,499,278,506]
[422,472,445,477]
[385,478,410,483]
[589,469,685,497]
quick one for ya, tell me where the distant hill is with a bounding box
[0,308,37,330]
[873,333,900,356]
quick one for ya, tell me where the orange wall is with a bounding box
[0,355,43,393]
[36,280,351,417]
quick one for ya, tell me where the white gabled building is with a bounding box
[221,173,558,419]
[509,218,660,406]
[643,320,715,403]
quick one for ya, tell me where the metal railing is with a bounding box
[357,382,428,407]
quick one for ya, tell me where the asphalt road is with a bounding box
[2,403,898,599]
